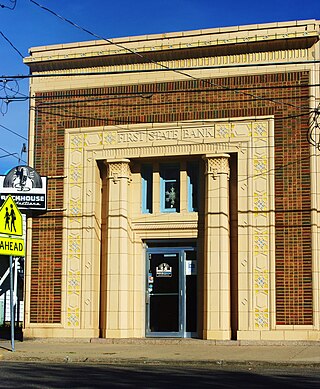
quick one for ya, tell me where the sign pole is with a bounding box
[9,255,15,352]
[0,195,25,351]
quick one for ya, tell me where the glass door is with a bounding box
[146,246,197,338]
[146,250,182,336]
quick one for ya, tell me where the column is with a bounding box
[104,159,132,338]
[202,154,230,340]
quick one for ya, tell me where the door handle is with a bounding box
[146,290,150,304]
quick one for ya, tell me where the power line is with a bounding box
[1,1,313,152]
[0,124,27,140]
[0,146,26,163]
[0,30,24,58]
[31,100,314,182]
[31,104,310,133]
[307,104,320,149]
[0,78,22,115]
[28,0,302,110]
[34,95,310,108]
[5,60,320,80]
[0,0,17,10]
[29,85,310,126]
[0,76,316,123]
[2,81,318,95]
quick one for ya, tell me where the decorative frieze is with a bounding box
[133,221,198,230]
[29,47,310,77]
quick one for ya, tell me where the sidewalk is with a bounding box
[1,339,320,365]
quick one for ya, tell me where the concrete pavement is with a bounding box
[1,339,320,365]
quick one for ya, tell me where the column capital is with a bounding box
[202,154,230,179]
[105,159,131,183]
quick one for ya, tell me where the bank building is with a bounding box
[22,20,320,341]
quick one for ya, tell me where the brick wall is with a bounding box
[32,71,312,325]
[31,107,64,323]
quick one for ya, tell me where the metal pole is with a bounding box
[14,257,18,316]
[9,255,14,352]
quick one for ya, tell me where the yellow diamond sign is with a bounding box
[0,195,23,236]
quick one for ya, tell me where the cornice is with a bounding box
[24,20,319,72]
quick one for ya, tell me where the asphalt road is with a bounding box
[0,362,320,388]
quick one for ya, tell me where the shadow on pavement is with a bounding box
[0,362,320,388]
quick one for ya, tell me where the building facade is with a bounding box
[24,20,320,340]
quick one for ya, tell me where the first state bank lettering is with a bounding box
[117,127,215,144]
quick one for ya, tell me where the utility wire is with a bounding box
[0,0,17,10]
[3,60,320,80]
[0,146,26,163]
[0,123,27,140]
[34,95,309,108]
[29,0,300,110]
[0,79,311,127]
[0,30,24,58]
[31,104,310,132]
[30,90,310,129]
[1,81,317,95]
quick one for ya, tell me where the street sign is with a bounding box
[0,195,24,352]
[0,236,25,256]
[0,195,23,236]
[0,165,47,210]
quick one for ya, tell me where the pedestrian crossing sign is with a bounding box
[0,195,23,236]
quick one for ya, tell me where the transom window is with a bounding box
[160,164,180,212]
[141,161,199,214]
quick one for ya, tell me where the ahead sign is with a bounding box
[0,236,25,256]
[0,195,23,236]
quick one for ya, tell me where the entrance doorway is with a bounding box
[146,246,197,338]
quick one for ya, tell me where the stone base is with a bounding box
[203,330,231,340]
[237,329,320,342]
[23,327,99,339]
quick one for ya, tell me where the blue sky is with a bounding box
[0,0,319,174]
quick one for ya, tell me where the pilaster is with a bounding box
[202,154,231,340]
[104,159,133,337]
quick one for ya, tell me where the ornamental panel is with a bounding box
[231,123,250,138]
[84,133,102,147]
[64,118,274,333]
